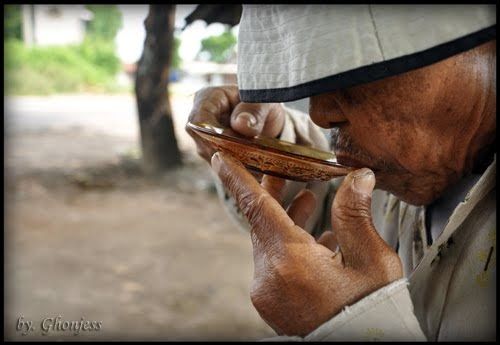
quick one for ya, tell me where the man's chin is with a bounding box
[335,151,448,206]
[374,173,441,207]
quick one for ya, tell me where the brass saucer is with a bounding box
[187,121,355,182]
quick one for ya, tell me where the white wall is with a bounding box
[22,5,91,46]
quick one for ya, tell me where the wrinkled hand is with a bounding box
[186,85,286,163]
[211,151,403,337]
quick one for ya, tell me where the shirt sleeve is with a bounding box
[213,104,333,236]
[259,278,427,342]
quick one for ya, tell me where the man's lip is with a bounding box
[335,152,372,170]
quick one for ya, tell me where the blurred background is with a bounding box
[4,4,308,340]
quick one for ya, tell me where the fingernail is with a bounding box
[352,169,375,194]
[237,112,258,128]
[211,152,222,173]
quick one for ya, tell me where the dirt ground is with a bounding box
[4,95,275,341]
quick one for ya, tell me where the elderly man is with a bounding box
[186,5,496,341]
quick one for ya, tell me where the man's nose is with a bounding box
[309,94,348,128]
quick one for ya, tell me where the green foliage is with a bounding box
[4,39,121,95]
[77,38,121,76]
[83,4,122,75]
[172,36,181,69]
[85,5,123,42]
[4,39,28,70]
[4,5,181,95]
[4,5,125,95]
[4,4,22,40]
[200,29,236,63]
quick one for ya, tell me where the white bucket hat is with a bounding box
[237,5,496,103]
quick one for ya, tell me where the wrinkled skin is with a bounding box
[186,86,285,163]
[310,41,496,206]
[212,152,402,336]
[186,41,496,337]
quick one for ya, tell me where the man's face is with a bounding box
[309,42,496,206]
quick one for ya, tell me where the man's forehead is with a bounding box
[237,5,496,104]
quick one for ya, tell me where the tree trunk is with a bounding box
[135,5,181,174]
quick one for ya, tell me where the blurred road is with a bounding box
[4,90,197,152]
[5,94,139,137]
[4,89,201,174]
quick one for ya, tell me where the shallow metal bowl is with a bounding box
[187,121,355,182]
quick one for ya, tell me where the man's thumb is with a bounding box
[331,168,382,268]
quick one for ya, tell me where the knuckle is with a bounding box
[250,274,277,310]
[249,258,294,303]
[250,282,273,315]
[209,88,227,101]
[194,86,213,99]
[222,169,240,193]
[240,192,270,228]
[334,202,371,224]
[249,279,265,303]
[334,200,371,221]
[193,87,225,107]
[195,89,232,121]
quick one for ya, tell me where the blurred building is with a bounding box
[181,61,237,85]
[21,5,93,46]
